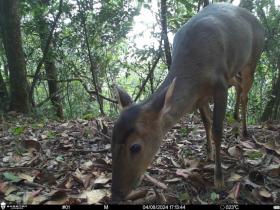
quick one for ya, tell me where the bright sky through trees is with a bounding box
[128,0,280,49]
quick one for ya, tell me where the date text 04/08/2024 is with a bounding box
[142,205,186,210]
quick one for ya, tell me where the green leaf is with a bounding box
[11,127,25,136]
[247,150,263,160]
[210,192,219,201]
[56,155,64,162]
[3,172,22,183]
[47,131,55,139]
[179,192,190,202]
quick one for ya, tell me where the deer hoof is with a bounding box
[214,176,224,190]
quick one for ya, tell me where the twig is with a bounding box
[23,180,45,188]
[36,89,64,108]
[134,53,161,101]
[144,173,168,190]
[91,126,111,140]
[70,62,117,104]
[0,166,43,172]
[69,148,110,154]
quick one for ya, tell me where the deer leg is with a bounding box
[234,85,241,122]
[199,104,214,161]
[240,66,254,137]
[241,93,249,137]
[212,82,227,190]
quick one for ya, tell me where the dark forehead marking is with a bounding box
[113,104,141,144]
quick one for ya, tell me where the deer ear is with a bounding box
[151,78,176,116]
[114,85,133,110]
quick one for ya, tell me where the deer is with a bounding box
[111,3,264,203]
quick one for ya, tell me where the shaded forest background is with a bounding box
[0,0,279,123]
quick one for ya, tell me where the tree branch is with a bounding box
[134,53,161,101]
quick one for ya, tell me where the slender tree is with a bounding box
[160,0,172,71]
[0,0,30,113]
[34,0,63,118]
[0,67,8,111]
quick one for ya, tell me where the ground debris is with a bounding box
[0,115,279,204]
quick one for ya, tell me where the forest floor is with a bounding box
[0,113,280,205]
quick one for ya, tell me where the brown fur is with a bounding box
[111,3,264,202]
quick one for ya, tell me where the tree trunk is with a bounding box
[0,0,30,113]
[0,68,8,111]
[160,0,172,71]
[261,68,280,121]
[35,3,63,119]
[77,0,105,115]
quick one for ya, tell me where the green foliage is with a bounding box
[56,155,65,162]
[179,127,191,136]
[46,131,56,139]
[1,0,279,122]
[11,126,25,136]
[210,192,219,202]
[181,148,192,158]
[247,150,263,160]
[178,192,190,202]
[2,172,22,183]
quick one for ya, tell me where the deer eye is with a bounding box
[130,144,141,154]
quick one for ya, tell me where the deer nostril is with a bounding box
[130,144,141,154]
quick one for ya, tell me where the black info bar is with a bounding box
[0,204,278,210]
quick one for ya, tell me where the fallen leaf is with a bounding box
[80,189,107,204]
[81,160,93,170]
[18,173,34,182]
[227,182,241,201]
[46,190,68,205]
[0,182,8,193]
[35,171,56,185]
[94,175,110,185]
[227,173,242,182]
[2,156,11,163]
[264,164,280,177]
[21,139,41,152]
[65,177,74,189]
[184,159,200,168]
[164,178,181,183]
[3,172,23,183]
[0,182,17,196]
[23,191,35,204]
[5,194,22,202]
[170,157,181,168]
[73,168,87,185]
[259,188,272,198]
[240,141,256,149]
[263,139,276,150]
[228,145,243,159]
